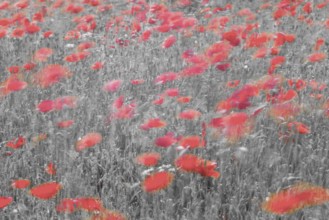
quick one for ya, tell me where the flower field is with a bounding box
[0,0,329,219]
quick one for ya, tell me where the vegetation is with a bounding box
[0,0,329,219]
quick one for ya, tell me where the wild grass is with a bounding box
[0,0,329,219]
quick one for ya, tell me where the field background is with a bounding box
[1,0,329,219]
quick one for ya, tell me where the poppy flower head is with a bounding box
[76,132,102,152]
[34,64,72,88]
[5,76,28,92]
[155,134,177,148]
[91,62,104,70]
[56,198,77,213]
[178,135,204,149]
[162,35,176,48]
[142,171,174,193]
[131,79,145,85]
[175,154,199,172]
[6,136,26,149]
[45,162,56,175]
[75,197,103,212]
[175,154,220,179]
[140,118,167,130]
[178,109,201,120]
[177,96,192,104]
[165,88,179,97]
[34,47,53,62]
[89,209,127,220]
[110,101,136,120]
[221,112,253,142]
[135,152,161,166]
[0,196,13,209]
[308,52,327,63]
[29,182,62,200]
[269,102,300,121]
[287,122,310,134]
[57,120,74,128]
[7,66,20,74]
[154,72,178,85]
[12,179,31,189]
[262,183,329,215]
[103,80,123,92]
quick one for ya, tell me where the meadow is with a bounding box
[0,0,329,219]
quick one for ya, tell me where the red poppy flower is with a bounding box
[34,64,72,88]
[262,183,329,215]
[0,196,13,209]
[142,171,174,193]
[76,132,102,152]
[30,182,62,200]
[135,153,161,166]
[140,118,167,130]
[12,179,30,189]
